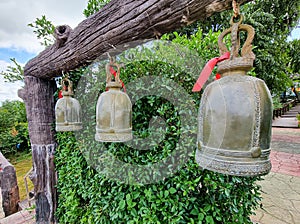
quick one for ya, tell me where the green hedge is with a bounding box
[56,132,262,223]
[55,30,263,223]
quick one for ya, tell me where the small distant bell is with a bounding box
[55,78,82,132]
[195,16,272,176]
[95,61,132,142]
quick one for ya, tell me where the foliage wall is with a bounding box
[56,133,262,223]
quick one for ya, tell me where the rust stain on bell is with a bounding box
[95,61,132,142]
[196,15,272,176]
[55,78,82,132]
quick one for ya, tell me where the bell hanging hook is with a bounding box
[232,0,240,18]
[106,52,116,65]
[61,70,69,79]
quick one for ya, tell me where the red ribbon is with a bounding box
[108,66,126,92]
[58,85,67,99]
[58,90,63,99]
[192,52,230,92]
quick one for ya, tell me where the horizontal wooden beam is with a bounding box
[24,0,251,79]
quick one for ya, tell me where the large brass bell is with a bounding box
[55,78,82,131]
[195,16,272,176]
[95,61,132,142]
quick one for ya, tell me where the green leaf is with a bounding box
[164,190,169,197]
[225,189,230,197]
[191,208,199,216]
[169,187,177,194]
[198,213,205,221]
[205,216,214,224]
[119,200,126,210]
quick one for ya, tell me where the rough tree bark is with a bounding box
[18,77,57,224]
[25,0,251,79]
[21,0,251,223]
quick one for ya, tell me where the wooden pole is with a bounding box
[24,0,251,79]
[19,77,57,223]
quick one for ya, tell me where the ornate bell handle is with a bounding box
[106,61,121,84]
[61,77,73,94]
[239,24,255,59]
[218,15,255,59]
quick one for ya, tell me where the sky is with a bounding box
[0,0,88,105]
[0,1,299,105]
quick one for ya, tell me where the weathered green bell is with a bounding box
[55,78,82,131]
[195,16,272,176]
[95,62,132,142]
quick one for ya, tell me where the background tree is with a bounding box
[0,58,24,82]
[83,0,111,17]
[28,15,55,47]
[0,100,30,156]
[287,39,300,99]
[287,39,300,75]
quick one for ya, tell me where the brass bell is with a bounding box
[95,61,132,142]
[55,78,82,131]
[195,16,272,176]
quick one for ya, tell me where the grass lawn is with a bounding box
[8,151,34,201]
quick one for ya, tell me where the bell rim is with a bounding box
[96,128,132,133]
[195,148,272,177]
[55,123,83,132]
[95,132,133,142]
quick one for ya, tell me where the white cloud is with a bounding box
[0,0,88,54]
[0,31,44,54]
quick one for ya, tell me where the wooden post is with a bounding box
[19,76,57,223]
[0,152,20,217]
